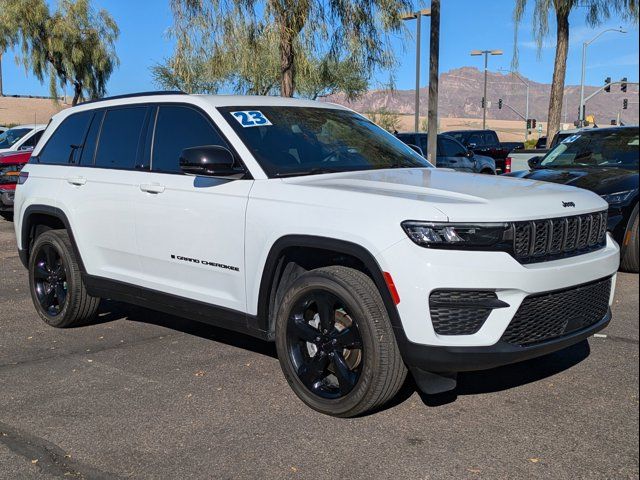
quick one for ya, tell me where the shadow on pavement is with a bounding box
[92,300,591,413]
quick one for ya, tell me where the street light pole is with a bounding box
[579,27,626,125]
[402,9,431,132]
[471,49,503,130]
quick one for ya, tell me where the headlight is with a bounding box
[601,190,636,205]
[401,221,513,249]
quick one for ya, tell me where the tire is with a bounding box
[620,207,639,273]
[0,212,13,222]
[28,230,100,328]
[480,169,495,175]
[275,266,407,417]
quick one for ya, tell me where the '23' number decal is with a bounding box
[231,110,272,128]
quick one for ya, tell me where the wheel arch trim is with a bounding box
[255,234,407,340]
[20,204,86,272]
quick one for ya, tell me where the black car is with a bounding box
[395,132,496,174]
[440,129,512,173]
[507,126,639,272]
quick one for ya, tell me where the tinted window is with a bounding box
[79,110,104,165]
[0,128,32,149]
[21,130,44,149]
[418,135,428,152]
[152,105,227,173]
[483,132,497,145]
[441,138,466,157]
[38,112,93,164]
[95,107,148,170]
[468,133,484,146]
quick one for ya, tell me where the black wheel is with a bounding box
[275,266,406,417]
[480,169,495,175]
[620,206,639,273]
[0,212,13,222]
[28,230,100,328]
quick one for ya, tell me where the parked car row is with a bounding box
[0,124,47,154]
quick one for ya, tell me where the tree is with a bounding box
[0,0,119,105]
[513,0,638,142]
[162,0,412,98]
[368,108,400,132]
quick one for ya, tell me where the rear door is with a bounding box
[56,105,153,283]
[133,104,252,312]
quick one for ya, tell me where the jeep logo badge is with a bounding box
[562,201,576,208]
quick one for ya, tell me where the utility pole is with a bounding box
[426,0,440,164]
[579,28,626,125]
[471,49,503,130]
[401,8,431,133]
[0,51,3,97]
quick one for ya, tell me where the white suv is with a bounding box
[14,93,620,417]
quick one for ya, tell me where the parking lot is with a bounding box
[0,217,637,479]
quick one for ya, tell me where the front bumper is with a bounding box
[401,308,610,372]
[377,234,619,372]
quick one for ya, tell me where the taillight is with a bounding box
[504,157,512,174]
[18,171,29,185]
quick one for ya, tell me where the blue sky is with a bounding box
[2,0,638,96]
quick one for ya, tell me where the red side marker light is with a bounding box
[383,272,400,305]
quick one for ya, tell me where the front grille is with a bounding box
[501,277,612,346]
[429,290,504,335]
[513,211,607,264]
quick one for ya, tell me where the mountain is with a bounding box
[326,67,638,125]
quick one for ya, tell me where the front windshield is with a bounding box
[541,129,639,169]
[0,128,31,149]
[218,106,432,177]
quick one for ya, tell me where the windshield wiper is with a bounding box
[274,168,342,178]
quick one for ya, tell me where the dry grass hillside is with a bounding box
[0,97,69,127]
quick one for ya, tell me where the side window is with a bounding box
[21,130,44,149]
[442,138,466,157]
[418,136,428,153]
[484,132,497,145]
[79,110,104,165]
[37,112,93,164]
[152,105,228,173]
[94,107,148,170]
[468,133,483,146]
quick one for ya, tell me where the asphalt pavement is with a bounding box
[0,217,638,479]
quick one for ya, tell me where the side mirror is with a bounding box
[527,156,542,169]
[465,150,474,158]
[407,144,424,157]
[179,145,237,176]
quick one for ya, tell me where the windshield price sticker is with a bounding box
[563,134,581,144]
[231,111,272,128]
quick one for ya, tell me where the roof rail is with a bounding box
[78,90,187,106]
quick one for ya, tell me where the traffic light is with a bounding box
[531,119,537,129]
[498,99,503,109]
[621,77,627,93]
[604,77,611,93]
[623,98,628,110]
[481,97,485,108]
[526,119,531,129]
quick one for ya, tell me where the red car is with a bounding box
[0,150,31,221]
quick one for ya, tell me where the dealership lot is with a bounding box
[0,218,637,479]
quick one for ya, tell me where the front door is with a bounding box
[439,137,476,172]
[134,104,252,313]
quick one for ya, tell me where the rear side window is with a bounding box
[151,105,228,173]
[21,130,44,149]
[94,107,148,170]
[38,112,93,164]
[441,138,466,157]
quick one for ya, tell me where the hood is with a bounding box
[282,168,609,223]
[508,167,639,196]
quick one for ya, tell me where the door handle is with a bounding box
[66,176,86,186]
[140,184,165,194]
